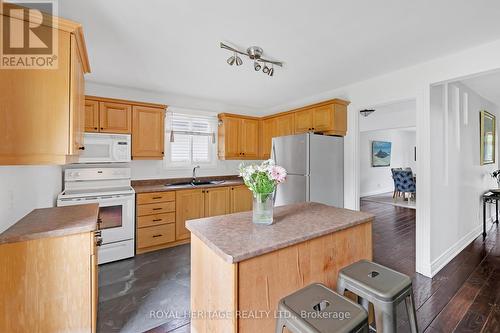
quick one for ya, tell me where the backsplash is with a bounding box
[130,159,261,180]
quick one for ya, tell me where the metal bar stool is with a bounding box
[337,260,418,333]
[275,283,369,333]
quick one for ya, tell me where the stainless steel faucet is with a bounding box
[192,165,200,182]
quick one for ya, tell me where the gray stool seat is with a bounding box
[337,260,418,333]
[275,283,369,333]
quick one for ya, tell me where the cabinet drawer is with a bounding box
[137,212,175,228]
[137,201,175,216]
[137,224,175,249]
[137,191,175,205]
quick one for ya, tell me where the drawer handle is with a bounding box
[152,234,163,238]
[152,196,162,199]
[152,208,162,211]
[152,219,162,222]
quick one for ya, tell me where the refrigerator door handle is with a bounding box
[272,141,277,162]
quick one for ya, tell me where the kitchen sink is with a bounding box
[165,180,225,187]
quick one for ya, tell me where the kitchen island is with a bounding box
[186,202,374,333]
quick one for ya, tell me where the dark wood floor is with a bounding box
[362,200,500,333]
[99,201,500,332]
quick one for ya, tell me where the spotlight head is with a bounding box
[235,56,243,66]
[268,67,274,76]
[263,64,270,74]
[254,61,261,71]
[227,55,236,66]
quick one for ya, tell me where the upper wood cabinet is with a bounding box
[294,100,349,135]
[84,100,99,132]
[218,114,259,160]
[0,11,90,165]
[260,113,295,159]
[132,106,165,159]
[99,102,132,133]
[85,96,167,160]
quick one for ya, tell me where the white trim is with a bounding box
[360,188,394,197]
[425,222,486,277]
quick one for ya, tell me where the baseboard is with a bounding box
[426,220,489,277]
[360,188,393,197]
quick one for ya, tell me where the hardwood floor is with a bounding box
[361,200,500,333]
[99,200,500,332]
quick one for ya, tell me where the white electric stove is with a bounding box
[57,167,135,264]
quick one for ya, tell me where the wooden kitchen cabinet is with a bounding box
[230,185,253,213]
[132,106,165,159]
[294,100,349,135]
[85,99,100,132]
[204,187,231,217]
[99,101,132,134]
[0,226,98,333]
[175,189,205,240]
[260,114,294,159]
[0,10,90,165]
[218,114,260,160]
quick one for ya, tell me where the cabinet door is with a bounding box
[240,119,259,158]
[313,104,334,132]
[69,34,85,155]
[275,113,294,136]
[294,109,313,133]
[331,103,347,135]
[84,100,99,132]
[204,187,230,217]
[99,102,132,133]
[230,186,253,213]
[132,106,165,159]
[261,118,275,160]
[176,189,204,240]
[218,117,240,159]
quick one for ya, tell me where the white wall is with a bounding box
[360,129,416,197]
[0,166,62,233]
[359,100,416,132]
[428,82,498,274]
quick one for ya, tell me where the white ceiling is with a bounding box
[461,70,500,107]
[59,0,500,114]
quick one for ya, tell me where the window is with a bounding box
[165,112,217,167]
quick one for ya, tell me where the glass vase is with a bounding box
[252,192,274,225]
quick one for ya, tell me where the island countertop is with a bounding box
[186,202,374,263]
[0,204,99,244]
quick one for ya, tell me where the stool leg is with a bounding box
[337,278,347,296]
[382,309,397,333]
[405,291,419,333]
[375,310,384,333]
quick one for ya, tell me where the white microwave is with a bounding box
[79,133,131,163]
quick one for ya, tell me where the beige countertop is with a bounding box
[0,204,99,245]
[132,176,244,194]
[186,202,374,263]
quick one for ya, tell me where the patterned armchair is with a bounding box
[393,170,416,200]
[391,168,403,198]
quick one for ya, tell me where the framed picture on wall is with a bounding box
[480,110,496,165]
[372,141,392,167]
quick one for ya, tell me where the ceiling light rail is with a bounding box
[220,42,283,77]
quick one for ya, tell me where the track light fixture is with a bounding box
[220,42,283,77]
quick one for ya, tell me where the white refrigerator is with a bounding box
[272,133,344,207]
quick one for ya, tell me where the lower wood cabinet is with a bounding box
[0,231,98,332]
[136,191,182,254]
[175,189,205,241]
[230,185,253,213]
[136,185,254,254]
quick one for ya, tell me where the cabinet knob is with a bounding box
[94,127,98,130]
[78,146,85,150]
[152,234,163,238]
[100,127,104,130]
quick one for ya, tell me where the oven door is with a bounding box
[58,193,135,244]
